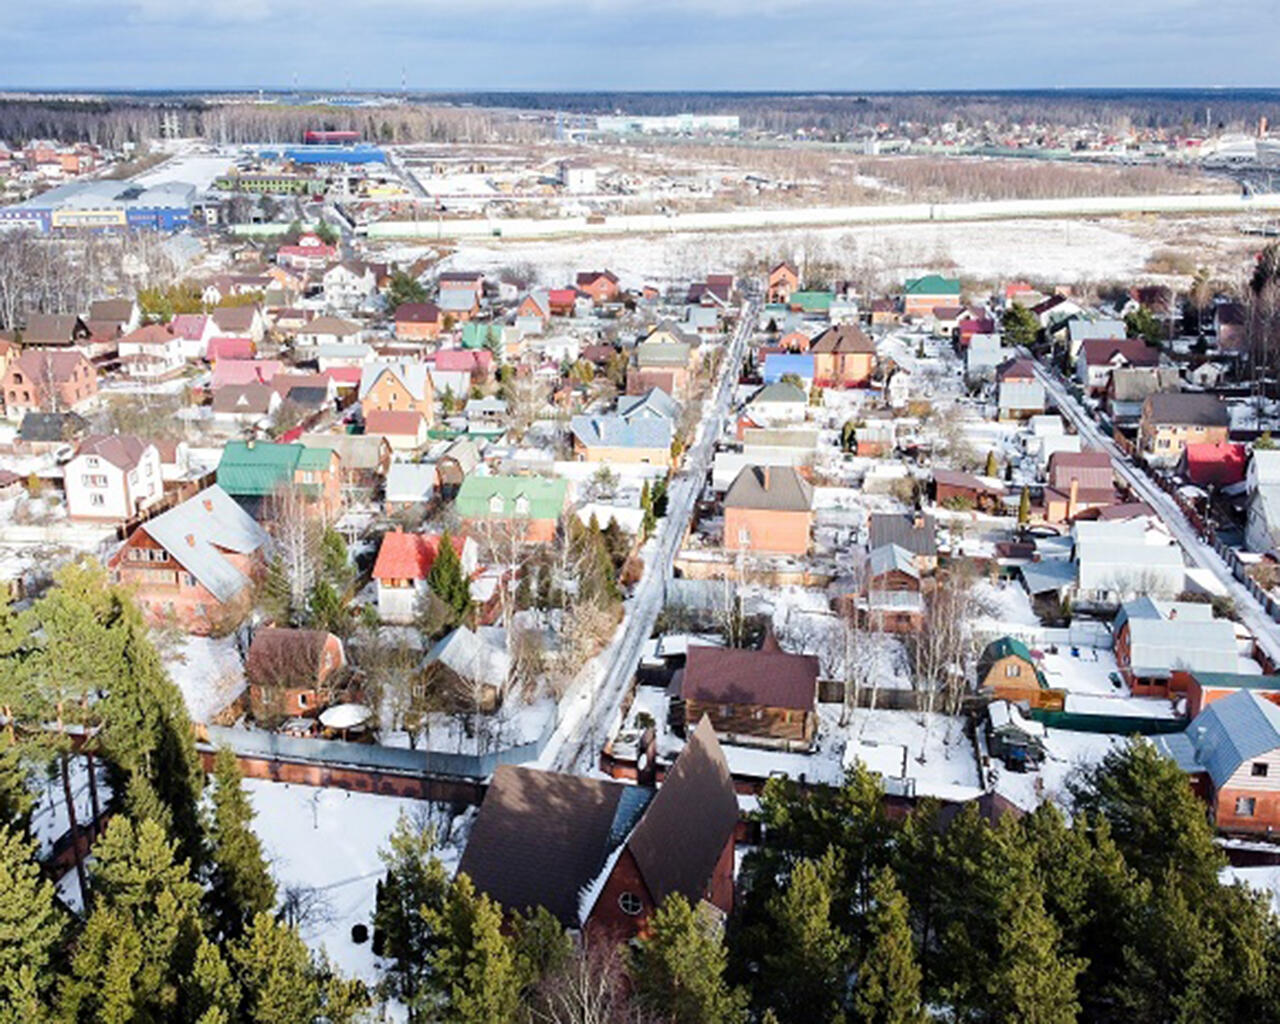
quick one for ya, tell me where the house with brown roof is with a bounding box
[364,409,428,451]
[723,464,814,556]
[810,324,875,388]
[1076,338,1161,394]
[1139,391,1230,468]
[64,434,163,522]
[1,349,97,418]
[245,627,346,722]
[767,261,799,304]
[117,322,186,380]
[680,641,819,748]
[22,313,89,349]
[393,301,442,341]
[211,383,281,428]
[933,469,1004,513]
[868,512,938,573]
[575,270,620,305]
[1044,450,1116,523]
[1106,366,1183,425]
[210,305,266,343]
[457,716,737,940]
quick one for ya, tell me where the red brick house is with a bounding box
[245,627,346,721]
[1185,671,1280,718]
[680,640,819,747]
[575,270,620,305]
[723,465,814,556]
[810,324,875,388]
[2,350,97,418]
[1044,450,1116,523]
[394,302,443,341]
[767,261,799,304]
[457,717,738,939]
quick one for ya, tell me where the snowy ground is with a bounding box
[993,728,1123,812]
[1222,865,1280,914]
[244,778,465,988]
[841,708,984,803]
[164,633,245,724]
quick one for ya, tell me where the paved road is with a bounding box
[545,295,759,772]
[1027,352,1280,665]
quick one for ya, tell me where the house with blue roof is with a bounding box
[570,413,673,467]
[761,352,815,386]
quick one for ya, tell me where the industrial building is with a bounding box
[0,179,196,233]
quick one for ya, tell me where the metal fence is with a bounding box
[205,714,557,781]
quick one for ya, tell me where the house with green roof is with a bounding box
[977,636,1048,702]
[788,290,834,315]
[460,322,501,351]
[904,274,962,317]
[455,474,569,543]
[216,440,342,520]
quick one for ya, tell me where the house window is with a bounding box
[184,574,197,587]
[488,494,504,514]
[514,496,530,516]
[1236,796,1257,817]
[1253,763,1269,778]
[618,891,643,916]
[89,493,104,507]
[1005,663,1021,678]
[720,705,731,718]
[298,692,308,708]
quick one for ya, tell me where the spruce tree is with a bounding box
[0,823,63,1010]
[424,872,521,1024]
[984,450,999,477]
[511,905,573,992]
[231,911,321,1024]
[206,746,276,941]
[429,530,474,625]
[1018,486,1031,526]
[186,936,241,1024]
[760,850,851,1021]
[852,868,927,1024]
[632,892,748,1024]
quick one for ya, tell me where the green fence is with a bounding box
[1028,710,1186,735]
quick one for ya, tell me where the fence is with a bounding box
[1028,709,1186,735]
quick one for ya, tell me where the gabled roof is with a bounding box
[11,348,91,383]
[456,474,568,521]
[72,433,148,470]
[811,323,875,354]
[211,383,276,416]
[211,306,257,332]
[1143,391,1230,428]
[384,463,437,503]
[245,627,337,689]
[17,411,87,443]
[750,381,807,406]
[868,512,937,556]
[299,432,390,471]
[904,274,960,296]
[617,387,678,422]
[23,313,86,344]
[635,341,690,368]
[724,465,813,512]
[88,298,134,323]
[570,414,672,450]
[301,315,361,338]
[1186,690,1280,788]
[139,485,268,602]
[425,625,510,689]
[868,543,919,580]
[1109,366,1181,402]
[169,314,209,340]
[358,360,432,402]
[364,409,424,437]
[1067,319,1126,342]
[216,440,303,495]
[394,301,441,324]
[1079,338,1160,368]
[373,530,465,581]
[683,644,818,711]
[978,637,1047,688]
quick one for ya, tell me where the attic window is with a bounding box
[618,891,643,916]
[1253,762,1269,778]
[488,494,504,514]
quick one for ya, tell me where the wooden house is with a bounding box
[977,637,1047,703]
[680,640,819,748]
[246,627,346,721]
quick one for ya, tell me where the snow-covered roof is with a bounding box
[141,485,269,602]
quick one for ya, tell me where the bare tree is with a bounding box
[527,940,650,1024]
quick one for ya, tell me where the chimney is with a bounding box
[913,511,924,530]
[203,498,213,512]
[185,533,195,547]
[1067,477,1079,520]
[246,439,255,449]
[761,466,771,490]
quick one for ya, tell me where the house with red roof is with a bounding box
[211,359,283,390]
[2,349,97,419]
[206,336,256,362]
[364,409,429,452]
[117,323,186,380]
[432,347,493,384]
[276,238,337,272]
[957,316,995,347]
[170,314,214,359]
[767,261,799,304]
[372,529,478,623]
[548,288,578,316]
[1182,442,1247,488]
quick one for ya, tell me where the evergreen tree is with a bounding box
[0,823,63,1010]
[386,270,428,311]
[651,477,669,517]
[319,526,355,592]
[259,556,295,625]
[231,911,322,1024]
[852,868,926,1024]
[58,817,205,1023]
[373,812,449,1017]
[640,479,655,537]
[984,450,999,477]
[632,893,747,1024]
[206,746,276,941]
[307,579,349,637]
[186,936,241,1024]
[424,872,520,1024]
[760,850,851,1021]
[1018,485,1031,526]
[1001,303,1039,348]
[1125,305,1164,345]
[511,905,572,992]
[429,531,474,625]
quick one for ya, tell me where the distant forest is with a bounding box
[1,90,1279,150]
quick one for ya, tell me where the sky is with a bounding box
[3,0,1278,92]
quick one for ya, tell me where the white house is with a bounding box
[372,531,479,624]
[745,381,807,427]
[210,305,266,344]
[1246,450,1280,554]
[294,316,364,350]
[323,261,377,311]
[65,434,163,522]
[117,323,186,380]
[1072,519,1184,609]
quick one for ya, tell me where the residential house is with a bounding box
[434,347,493,385]
[455,474,569,544]
[437,271,484,299]
[1139,391,1230,467]
[1160,691,1280,833]
[1246,450,1280,553]
[1072,520,1184,609]
[680,640,819,747]
[933,469,1005,513]
[215,440,342,520]
[393,301,443,341]
[576,270,621,305]
[629,342,692,400]
[723,465,814,556]
[323,260,377,310]
[1114,597,1241,696]
[22,313,89,349]
[1186,671,1280,718]
[15,411,88,453]
[170,314,214,360]
[438,287,479,323]
[359,361,436,428]
[295,315,363,350]
[206,337,256,363]
[966,333,1008,383]
[868,512,938,573]
[106,485,269,633]
[1182,442,1247,489]
[1076,338,1161,394]
[383,462,437,515]
[210,305,266,343]
[862,543,925,634]
[997,359,1046,420]
[547,288,577,316]
[246,627,346,720]
[869,298,900,327]
[458,716,737,938]
[313,343,373,373]
[364,409,429,451]
[372,530,478,623]
[1066,318,1126,362]
[435,437,482,497]
[299,433,392,500]
[1044,450,1116,523]
[788,291,833,316]
[211,383,281,429]
[117,323,186,380]
[903,274,960,318]
[516,290,551,325]
[810,324,875,388]
[740,381,806,435]
[2,349,97,418]
[1106,366,1182,425]
[977,637,1049,704]
[766,261,799,304]
[87,297,140,335]
[423,625,510,710]
[211,359,282,390]
[618,387,679,423]
[65,434,163,522]
[570,414,672,466]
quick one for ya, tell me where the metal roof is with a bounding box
[140,485,268,602]
[570,413,672,450]
[1187,690,1280,788]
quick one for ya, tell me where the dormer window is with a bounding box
[514,495,530,516]
[488,494,504,514]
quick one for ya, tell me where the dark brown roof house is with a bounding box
[723,464,814,512]
[457,717,738,938]
[810,323,875,355]
[23,313,90,347]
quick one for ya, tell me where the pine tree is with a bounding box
[632,893,748,1024]
[58,817,205,1023]
[984,450,999,477]
[0,824,63,1009]
[186,936,241,1024]
[206,746,276,941]
[374,812,449,1015]
[259,556,295,624]
[429,531,474,625]
[511,905,572,992]
[425,872,521,1024]
[852,868,926,1024]
[231,912,322,1024]
[761,850,851,1020]
[307,578,349,637]
[1018,485,1031,526]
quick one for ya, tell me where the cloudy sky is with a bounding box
[3,0,1277,91]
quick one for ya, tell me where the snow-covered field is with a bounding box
[843,708,984,803]
[994,729,1124,812]
[244,778,464,986]
[408,216,1157,288]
